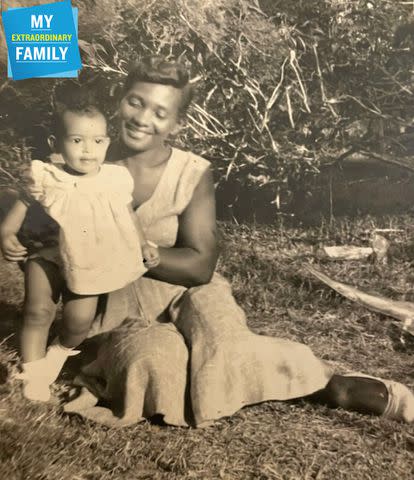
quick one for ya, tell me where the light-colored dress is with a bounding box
[64,148,333,427]
[28,160,145,295]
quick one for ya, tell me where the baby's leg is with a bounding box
[60,292,99,348]
[18,258,63,401]
[43,292,98,385]
[21,258,63,362]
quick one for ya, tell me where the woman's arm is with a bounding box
[145,167,218,288]
[0,199,28,261]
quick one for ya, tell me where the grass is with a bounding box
[1,215,414,479]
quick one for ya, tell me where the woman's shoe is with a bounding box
[345,372,414,423]
[382,380,414,423]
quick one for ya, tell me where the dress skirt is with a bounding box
[64,273,333,427]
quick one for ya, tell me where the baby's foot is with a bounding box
[44,339,80,385]
[22,379,51,402]
[15,358,51,402]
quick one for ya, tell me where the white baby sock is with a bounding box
[16,358,51,402]
[44,338,80,385]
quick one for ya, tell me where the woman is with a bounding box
[64,57,414,427]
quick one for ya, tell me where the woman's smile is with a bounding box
[124,122,153,139]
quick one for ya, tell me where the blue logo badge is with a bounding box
[3,1,82,80]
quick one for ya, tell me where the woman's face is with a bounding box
[119,81,183,153]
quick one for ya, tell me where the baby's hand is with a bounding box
[142,242,160,269]
[0,233,27,262]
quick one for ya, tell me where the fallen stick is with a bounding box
[305,265,414,337]
[363,229,404,234]
[317,246,373,260]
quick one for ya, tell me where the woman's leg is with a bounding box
[175,275,414,424]
[310,374,388,415]
[21,258,63,362]
[309,374,414,422]
[173,275,332,427]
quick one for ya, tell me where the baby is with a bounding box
[0,84,159,401]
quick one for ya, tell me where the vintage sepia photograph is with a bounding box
[0,1,414,478]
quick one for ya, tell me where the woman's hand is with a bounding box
[0,233,27,262]
[142,242,160,269]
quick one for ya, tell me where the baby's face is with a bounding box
[58,111,110,175]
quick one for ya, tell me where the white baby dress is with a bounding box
[28,160,146,295]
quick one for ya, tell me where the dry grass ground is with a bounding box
[1,216,414,480]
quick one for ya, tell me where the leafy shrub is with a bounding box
[0,0,413,219]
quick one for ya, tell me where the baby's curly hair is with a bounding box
[51,82,105,138]
[124,57,194,117]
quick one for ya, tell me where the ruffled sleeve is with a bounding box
[105,165,134,206]
[26,160,47,203]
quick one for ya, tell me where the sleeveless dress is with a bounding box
[27,160,145,295]
[64,148,333,427]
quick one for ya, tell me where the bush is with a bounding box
[0,0,413,219]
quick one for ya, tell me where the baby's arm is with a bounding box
[127,204,160,269]
[0,199,28,261]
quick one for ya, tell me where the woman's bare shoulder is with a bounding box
[173,147,211,170]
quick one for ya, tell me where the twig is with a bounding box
[360,150,414,173]
[343,95,387,118]
[247,107,265,134]
[245,77,267,101]
[193,103,228,131]
[264,124,280,153]
[244,85,260,110]
[240,32,273,58]
[187,114,224,137]
[289,49,311,113]
[205,85,217,103]
[363,228,404,234]
[189,75,203,85]
[225,142,246,181]
[285,86,295,128]
[186,122,207,138]
[379,66,413,95]
[313,44,338,118]
[261,56,288,130]
[329,168,334,224]
[247,0,268,18]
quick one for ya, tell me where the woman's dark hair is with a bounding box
[123,57,194,117]
[51,82,105,138]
